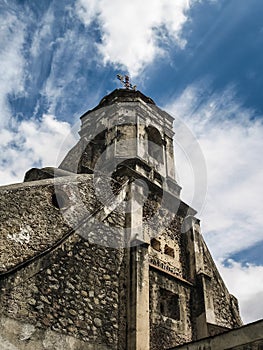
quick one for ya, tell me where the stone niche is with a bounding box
[149,268,192,350]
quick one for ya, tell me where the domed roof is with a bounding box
[82,89,156,117]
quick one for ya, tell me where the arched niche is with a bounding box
[146,125,164,163]
[78,129,107,173]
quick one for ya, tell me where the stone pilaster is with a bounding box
[127,243,150,350]
[184,215,215,339]
[126,180,150,350]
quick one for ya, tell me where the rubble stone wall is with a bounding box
[0,231,128,349]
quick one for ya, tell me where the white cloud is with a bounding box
[25,3,101,116]
[76,0,197,76]
[42,28,94,114]
[0,115,76,186]
[30,6,55,58]
[75,0,99,25]
[0,10,26,128]
[218,260,263,323]
[165,83,263,259]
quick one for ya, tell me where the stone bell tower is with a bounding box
[0,84,243,350]
[59,88,181,197]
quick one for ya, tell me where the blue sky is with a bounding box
[1,0,263,323]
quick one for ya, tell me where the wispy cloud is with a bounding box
[0,8,26,128]
[23,2,103,117]
[76,0,200,76]
[0,4,76,186]
[165,82,263,260]
[43,28,97,115]
[30,6,55,58]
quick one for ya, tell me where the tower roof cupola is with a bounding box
[82,89,156,117]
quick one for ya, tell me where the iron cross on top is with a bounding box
[117,74,137,90]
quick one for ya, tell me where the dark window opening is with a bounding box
[78,129,107,172]
[151,238,161,252]
[160,288,180,320]
[164,244,174,258]
[52,190,69,209]
[146,125,163,163]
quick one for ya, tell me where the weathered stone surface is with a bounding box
[0,316,112,349]
[169,320,263,350]
[93,318,102,327]
[0,174,99,273]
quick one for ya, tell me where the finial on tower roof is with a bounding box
[117,74,137,90]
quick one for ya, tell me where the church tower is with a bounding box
[0,86,243,350]
[59,88,181,197]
